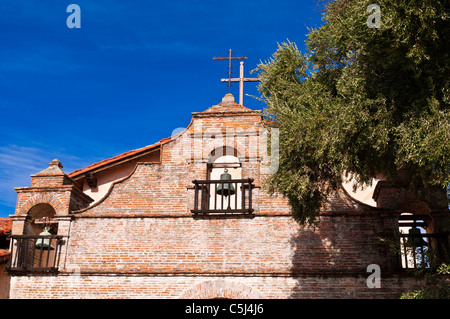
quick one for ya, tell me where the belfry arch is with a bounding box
[16,193,65,217]
[207,146,242,180]
[206,146,242,210]
[23,203,57,236]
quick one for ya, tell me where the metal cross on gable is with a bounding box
[213,49,260,106]
[213,49,246,92]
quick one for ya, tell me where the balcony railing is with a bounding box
[399,232,448,270]
[6,235,64,273]
[191,179,254,216]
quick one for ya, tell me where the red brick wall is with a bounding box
[63,214,393,275]
[9,274,437,299]
[8,97,443,299]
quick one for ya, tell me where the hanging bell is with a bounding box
[35,227,54,250]
[407,227,428,248]
[216,168,235,197]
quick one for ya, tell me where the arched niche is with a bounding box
[206,146,242,210]
[12,203,60,271]
[207,146,242,180]
[23,203,58,236]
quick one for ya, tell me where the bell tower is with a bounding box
[11,159,93,237]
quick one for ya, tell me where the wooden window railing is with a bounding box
[191,179,254,216]
[6,235,64,273]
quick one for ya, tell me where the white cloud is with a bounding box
[0,144,91,211]
[0,145,49,212]
[0,145,53,208]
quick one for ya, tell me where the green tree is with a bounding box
[257,0,450,225]
[400,263,450,299]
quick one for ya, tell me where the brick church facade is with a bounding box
[3,93,449,298]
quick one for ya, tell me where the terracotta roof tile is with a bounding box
[0,218,11,263]
[0,249,10,262]
[68,140,164,179]
[0,218,11,236]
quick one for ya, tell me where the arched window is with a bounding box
[207,147,242,210]
[191,146,254,216]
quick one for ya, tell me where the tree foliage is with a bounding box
[256,0,450,225]
[400,263,450,299]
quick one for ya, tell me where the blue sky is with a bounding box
[0,0,325,217]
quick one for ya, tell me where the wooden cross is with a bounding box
[221,61,260,106]
[213,49,260,105]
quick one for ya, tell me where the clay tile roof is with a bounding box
[0,249,10,262]
[0,218,12,236]
[0,218,11,263]
[68,139,167,179]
